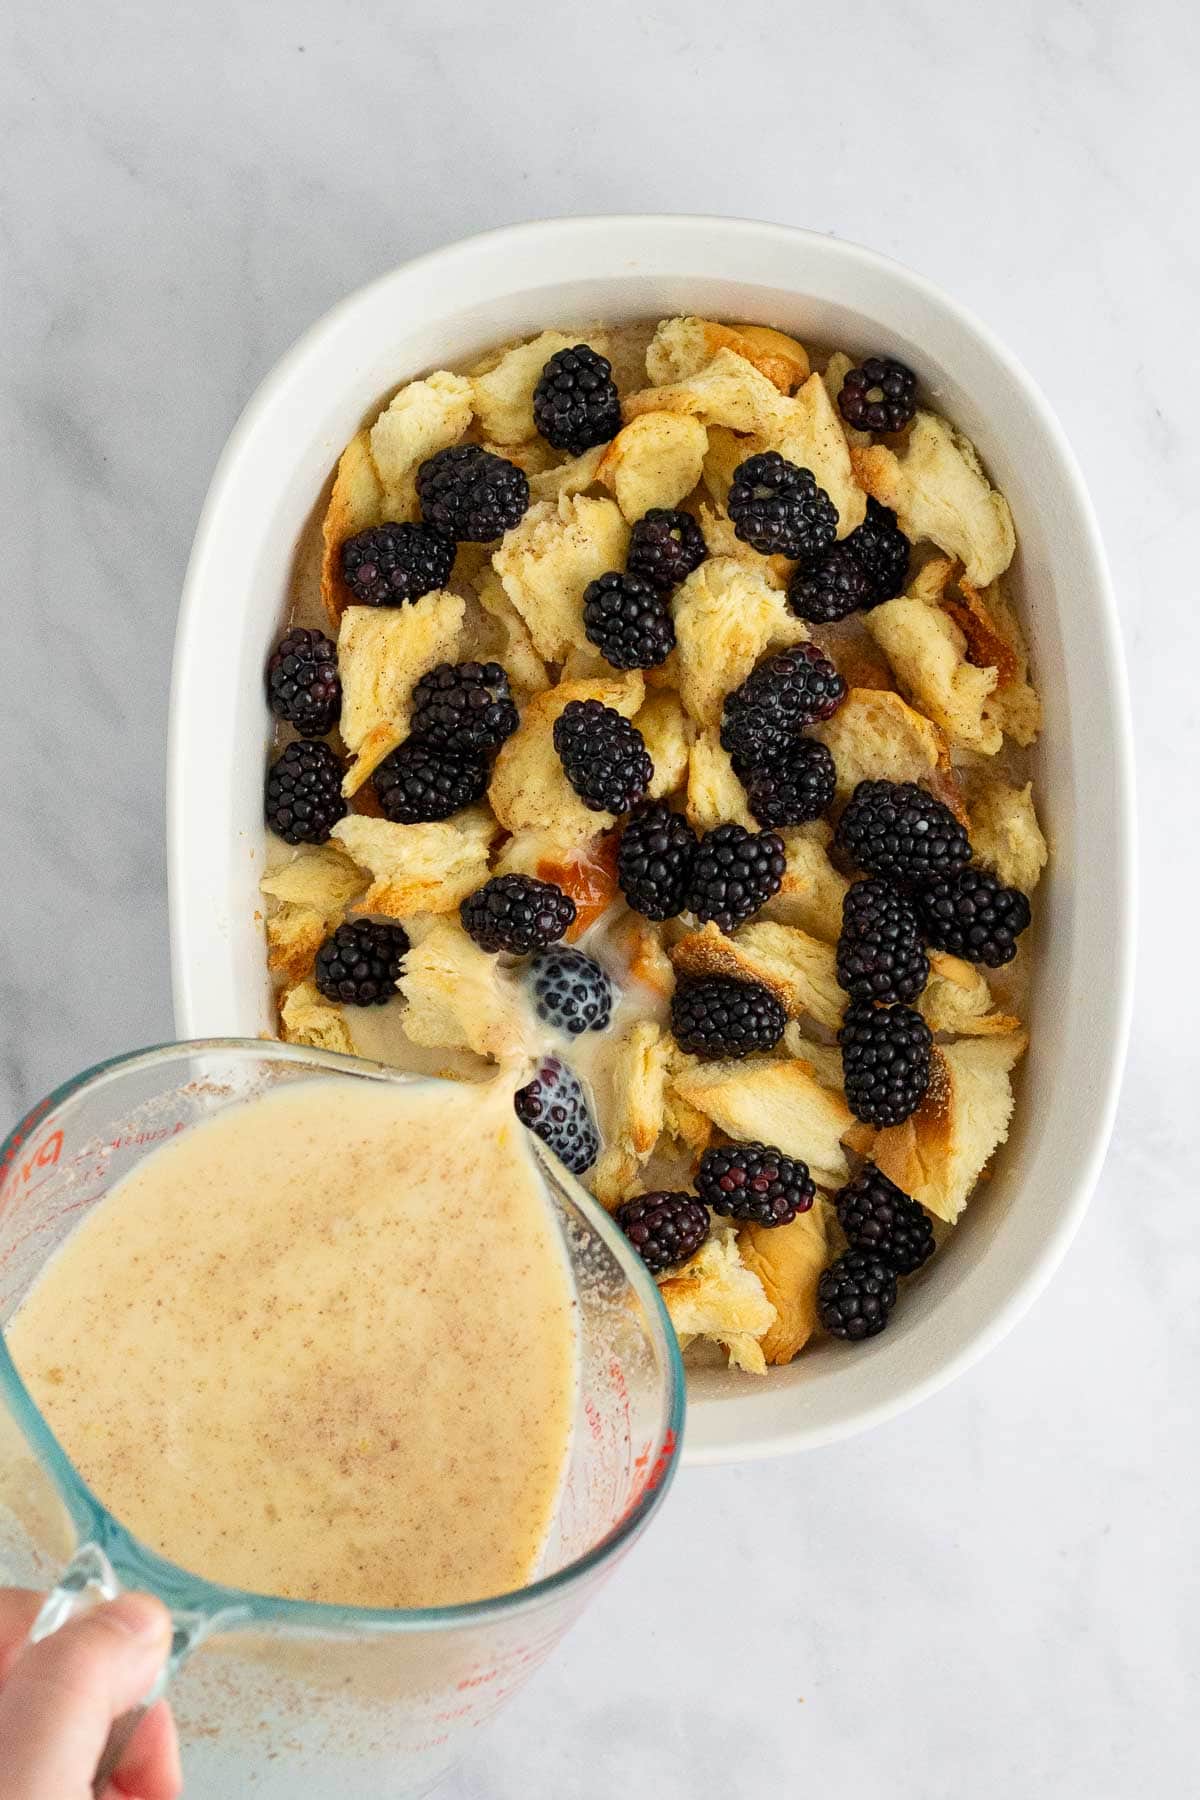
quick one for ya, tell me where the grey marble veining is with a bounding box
[1,0,1196,1793]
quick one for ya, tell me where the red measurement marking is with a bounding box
[0,1128,64,1217]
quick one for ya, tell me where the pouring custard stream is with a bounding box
[5,1076,579,1608]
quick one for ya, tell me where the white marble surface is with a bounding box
[1,0,1195,1793]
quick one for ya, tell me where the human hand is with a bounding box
[0,1588,181,1800]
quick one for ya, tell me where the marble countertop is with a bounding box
[2,1,1194,1793]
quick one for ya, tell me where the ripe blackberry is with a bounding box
[671,977,787,1061]
[787,543,874,624]
[372,739,488,823]
[616,1192,710,1275]
[267,627,341,737]
[836,780,971,885]
[818,1249,898,1341]
[460,873,576,955]
[532,344,622,454]
[720,646,846,768]
[553,700,653,815]
[838,357,917,435]
[840,1001,932,1128]
[842,498,911,602]
[514,1057,599,1176]
[687,823,786,931]
[727,451,839,563]
[314,919,409,1007]
[741,740,836,829]
[696,1141,815,1227]
[835,1164,935,1277]
[616,802,698,921]
[528,947,614,1036]
[339,522,455,606]
[917,866,1032,967]
[627,508,707,592]
[837,878,929,1005]
[416,444,529,542]
[265,740,347,845]
[409,661,518,754]
[583,571,676,670]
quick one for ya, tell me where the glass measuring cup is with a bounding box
[0,1040,684,1798]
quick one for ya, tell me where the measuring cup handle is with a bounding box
[27,1542,212,1798]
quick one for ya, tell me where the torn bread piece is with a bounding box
[596,413,708,521]
[756,372,867,537]
[948,578,1041,748]
[646,317,809,393]
[658,1221,776,1376]
[633,689,691,800]
[671,1056,853,1189]
[399,919,533,1062]
[589,1021,672,1208]
[331,809,496,917]
[319,431,386,628]
[686,729,754,832]
[672,556,806,727]
[624,346,790,436]
[492,494,630,664]
[670,921,844,1032]
[968,776,1048,893]
[473,567,551,700]
[493,827,620,943]
[526,444,605,505]
[919,952,1023,1038]
[279,980,354,1057]
[759,821,850,944]
[260,842,369,983]
[853,411,1016,586]
[866,1033,1028,1223]
[470,329,608,444]
[612,915,676,1003]
[740,1201,832,1364]
[337,590,467,792]
[809,686,961,812]
[819,352,870,449]
[866,595,1002,755]
[369,370,474,521]
[488,672,645,842]
[781,1023,844,1092]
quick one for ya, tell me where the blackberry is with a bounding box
[787,543,874,624]
[671,977,787,1061]
[835,1164,935,1277]
[917,866,1032,967]
[532,344,622,454]
[837,356,917,435]
[696,1141,815,1227]
[720,646,846,768]
[837,878,929,1005]
[836,780,971,885]
[840,1001,932,1128]
[842,498,911,602]
[372,739,488,823]
[583,571,676,670]
[553,700,653,815]
[686,822,786,931]
[409,661,518,754]
[616,1192,710,1275]
[416,444,529,542]
[616,802,698,921]
[339,522,455,606]
[514,1057,599,1176]
[727,452,839,563]
[460,873,576,956]
[627,508,707,592]
[314,919,408,1007]
[817,1249,898,1341]
[265,740,347,845]
[741,740,836,829]
[528,947,614,1036]
[267,627,341,736]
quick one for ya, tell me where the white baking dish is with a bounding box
[168,216,1134,1463]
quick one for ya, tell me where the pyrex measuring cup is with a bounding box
[0,1040,684,1798]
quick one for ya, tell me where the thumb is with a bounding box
[0,1593,171,1800]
